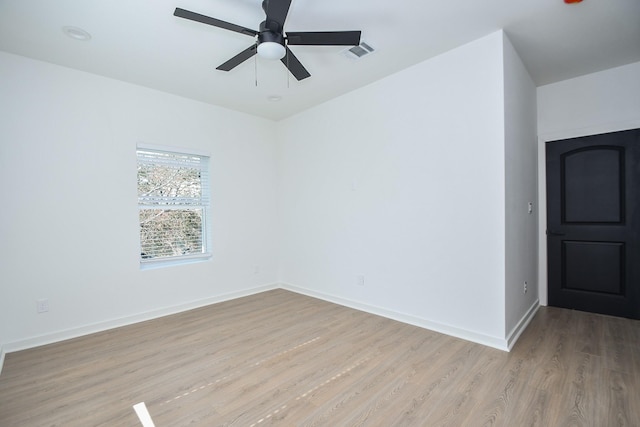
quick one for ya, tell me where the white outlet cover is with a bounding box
[36,299,49,313]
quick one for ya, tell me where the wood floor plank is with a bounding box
[1,290,639,426]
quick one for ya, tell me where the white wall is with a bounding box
[536,61,640,304]
[0,52,280,351]
[504,36,538,344]
[502,35,539,341]
[538,62,640,139]
[277,32,511,348]
[0,30,544,358]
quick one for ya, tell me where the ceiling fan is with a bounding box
[174,0,361,80]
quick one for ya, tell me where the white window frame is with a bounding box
[137,143,212,269]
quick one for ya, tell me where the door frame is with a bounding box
[537,119,640,306]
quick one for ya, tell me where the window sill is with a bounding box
[140,253,212,270]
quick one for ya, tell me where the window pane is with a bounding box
[140,209,203,259]
[138,163,202,205]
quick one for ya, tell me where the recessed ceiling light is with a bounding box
[267,95,282,102]
[62,26,92,41]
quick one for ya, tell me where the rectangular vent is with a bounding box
[342,41,375,59]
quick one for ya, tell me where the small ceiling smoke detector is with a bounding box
[62,26,92,41]
[342,41,376,60]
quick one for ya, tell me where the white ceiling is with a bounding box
[1,0,639,121]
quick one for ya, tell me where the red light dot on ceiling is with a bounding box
[564,0,583,3]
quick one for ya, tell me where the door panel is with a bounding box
[563,147,623,223]
[546,128,640,319]
[562,241,623,294]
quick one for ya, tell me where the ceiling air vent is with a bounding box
[342,42,375,59]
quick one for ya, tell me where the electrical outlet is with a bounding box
[357,275,365,286]
[36,298,49,313]
[523,282,528,294]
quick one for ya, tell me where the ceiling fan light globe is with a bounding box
[258,41,286,60]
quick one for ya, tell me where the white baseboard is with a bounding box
[2,283,538,358]
[4,283,279,354]
[506,300,540,350]
[280,283,511,351]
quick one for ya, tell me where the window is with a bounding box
[137,145,211,268]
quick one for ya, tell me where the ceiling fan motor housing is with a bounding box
[258,21,285,46]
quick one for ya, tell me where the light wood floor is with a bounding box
[0,289,638,426]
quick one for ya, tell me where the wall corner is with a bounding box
[0,344,5,376]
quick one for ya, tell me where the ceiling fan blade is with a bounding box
[264,0,293,27]
[174,8,258,37]
[286,31,361,46]
[281,47,310,81]
[216,45,258,71]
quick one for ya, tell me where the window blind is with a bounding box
[137,147,211,265]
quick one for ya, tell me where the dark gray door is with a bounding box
[546,128,640,319]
